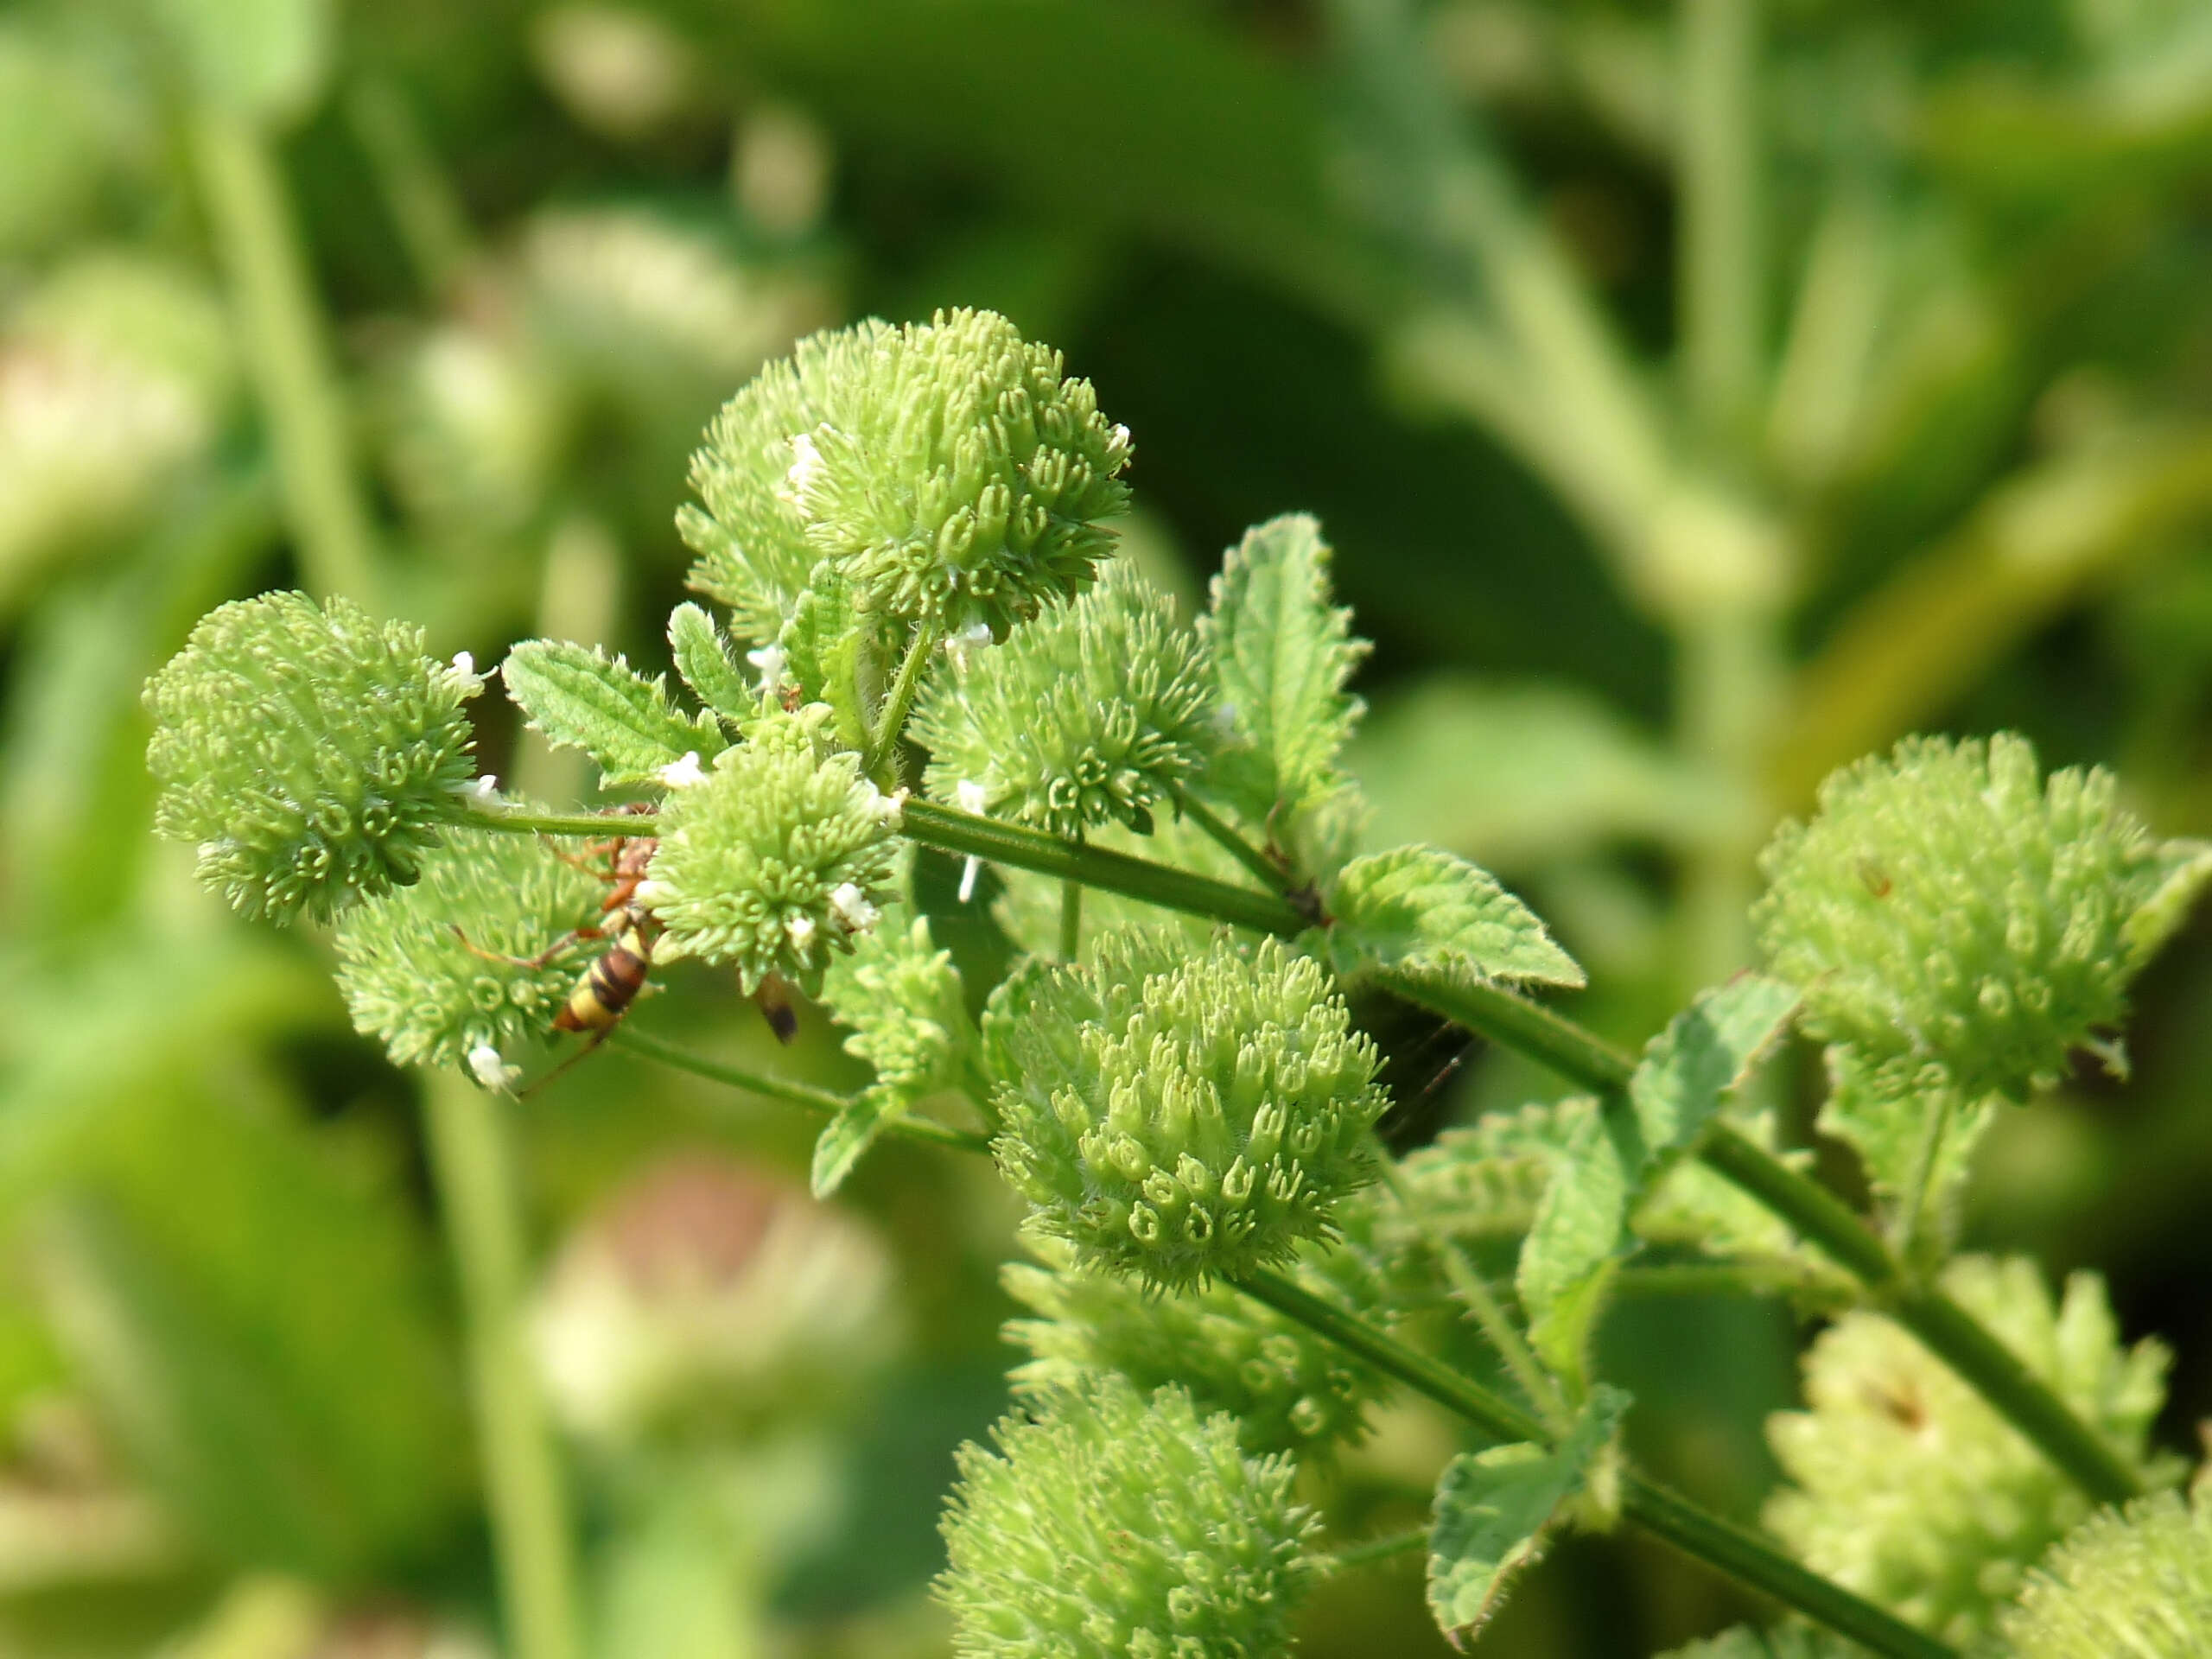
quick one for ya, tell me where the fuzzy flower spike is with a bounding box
[990,928,1388,1291]
[913,558,1213,840]
[144,590,482,924]
[936,1371,1316,1659]
[678,308,1133,643]
[1754,733,2166,1104]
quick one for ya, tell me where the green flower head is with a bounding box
[1764,1255,2171,1647]
[913,559,1213,840]
[145,590,483,925]
[335,829,602,1079]
[818,909,976,1097]
[990,929,1388,1291]
[1999,1487,2212,1659]
[678,308,1131,642]
[936,1371,1316,1659]
[1003,1229,1390,1460]
[640,704,898,995]
[1754,734,2164,1102]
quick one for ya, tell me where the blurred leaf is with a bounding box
[16,1083,467,1581]
[2124,837,2212,969]
[1628,976,1798,1158]
[1515,1103,1630,1388]
[1323,845,1584,989]
[1349,677,1712,869]
[501,639,723,787]
[810,1088,903,1200]
[0,31,122,257]
[1425,1385,1627,1643]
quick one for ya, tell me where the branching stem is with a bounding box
[1378,963,2145,1506]
[1173,785,1294,894]
[1232,1268,1952,1659]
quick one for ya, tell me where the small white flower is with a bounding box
[467,775,501,804]
[467,1043,521,1092]
[944,620,995,668]
[828,881,880,933]
[856,781,908,826]
[746,642,787,693]
[1109,423,1132,448]
[634,878,671,909]
[446,652,488,697]
[777,430,823,517]
[657,751,706,789]
[786,913,817,950]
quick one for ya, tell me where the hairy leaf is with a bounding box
[1516,1102,1634,1386]
[1324,845,1583,988]
[500,639,722,786]
[1427,1386,1629,1642]
[667,602,756,723]
[1630,976,1799,1157]
[1202,514,1370,822]
[811,1086,906,1198]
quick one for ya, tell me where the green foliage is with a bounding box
[1426,1387,1627,1643]
[333,828,603,1077]
[1999,1487,2212,1658]
[1002,1230,1392,1459]
[665,602,760,725]
[913,559,1213,839]
[1321,845,1585,988]
[817,909,976,1099]
[1658,1625,1856,1659]
[143,590,480,924]
[1765,1255,2172,1645]
[642,703,898,995]
[989,930,1389,1290]
[935,1372,1316,1659]
[499,638,728,788]
[1756,734,2164,1105]
[1200,513,1370,868]
[679,308,1133,643]
[151,0,330,124]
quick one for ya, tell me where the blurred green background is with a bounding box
[4,0,2212,1654]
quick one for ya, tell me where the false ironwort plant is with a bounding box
[146,309,2212,1657]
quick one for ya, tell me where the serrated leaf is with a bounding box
[500,639,722,786]
[2125,837,2212,969]
[779,560,872,747]
[667,603,756,723]
[1324,845,1584,988]
[811,1087,906,1198]
[1516,1103,1637,1387]
[1630,976,1799,1157]
[1427,1386,1629,1642]
[1201,514,1370,822]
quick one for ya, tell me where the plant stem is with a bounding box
[898,799,1310,937]
[188,106,381,608]
[608,1027,993,1154]
[861,622,940,784]
[1680,0,1763,449]
[346,76,474,298]
[1173,785,1294,894]
[1058,877,1083,962]
[461,802,658,839]
[419,1074,579,1659]
[1312,1525,1429,1576]
[1233,1268,1951,1659]
[1378,969,2145,1505]
[1374,1156,1563,1427]
[1698,1125,2143,1504]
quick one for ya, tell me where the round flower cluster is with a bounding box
[1001,1230,1390,1459]
[1999,1487,2212,1659]
[335,830,604,1076]
[913,559,1213,840]
[936,1371,1315,1659]
[817,909,976,1096]
[1755,734,2164,1103]
[641,706,897,995]
[677,308,1132,644]
[1764,1255,2171,1647]
[144,590,481,925]
[990,929,1388,1290]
